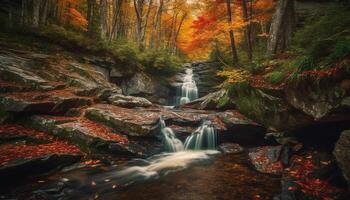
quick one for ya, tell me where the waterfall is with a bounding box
[160,117,217,152]
[176,67,198,105]
[184,120,218,150]
[160,116,184,152]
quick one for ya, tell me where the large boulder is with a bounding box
[27,115,144,156]
[84,105,160,137]
[108,94,152,108]
[285,67,350,120]
[334,130,350,186]
[121,72,170,104]
[192,62,224,97]
[121,72,156,96]
[0,92,92,114]
[248,146,284,174]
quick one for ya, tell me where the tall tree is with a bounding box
[32,0,41,27]
[267,0,296,56]
[134,0,145,48]
[100,0,108,39]
[242,0,253,61]
[225,0,239,65]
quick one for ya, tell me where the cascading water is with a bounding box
[160,116,184,152]
[160,117,218,152]
[175,67,198,105]
[184,120,218,150]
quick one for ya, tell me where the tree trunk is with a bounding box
[134,0,144,48]
[40,0,49,25]
[225,0,239,65]
[109,0,123,41]
[172,13,187,55]
[100,0,108,39]
[87,0,99,36]
[242,0,253,61]
[267,0,296,56]
[150,0,164,48]
[8,1,13,29]
[141,0,153,44]
[32,0,41,27]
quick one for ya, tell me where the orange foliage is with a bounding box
[63,8,88,31]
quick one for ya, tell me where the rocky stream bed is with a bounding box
[0,45,350,200]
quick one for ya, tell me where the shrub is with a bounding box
[217,95,230,109]
[264,71,284,85]
[139,50,182,76]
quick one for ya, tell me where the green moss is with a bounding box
[264,71,284,85]
[217,95,230,109]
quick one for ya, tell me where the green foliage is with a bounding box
[138,50,182,76]
[264,71,284,85]
[1,25,183,76]
[291,6,350,74]
[292,7,350,52]
[217,95,230,109]
[325,38,350,63]
[225,82,265,120]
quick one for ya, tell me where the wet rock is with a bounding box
[0,94,92,114]
[28,115,141,155]
[248,146,284,174]
[121,72,156,96]
[108,94,152,108]
[0,154,82,185]
[96,87,123,102]
[219,143,244,154]
[285,68,350,120]
[84,105,159,137]
[215,110,266,145]
[334,130,350,186]
[191,62,224,97]
[0,65,55,91]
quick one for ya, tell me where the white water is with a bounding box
[176,67,198,105]
[161,117,218,152]
[160,116,184,152]
[109,150,219,186]
[184,120,218,150]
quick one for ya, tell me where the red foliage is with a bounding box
[78,118,129,144]
[0,141,82,165]
[250,75,285,90]
[212,117,227,130]
[0,124,82,165]
[286,154,340,198]
[0,124,51,140]
[301,66,340,79]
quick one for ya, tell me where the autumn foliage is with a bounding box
[0,125,82,165]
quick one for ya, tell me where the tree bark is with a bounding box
[141,0,153,44]
[225,0,239,65]
[32,0,41,27]
[134,0,145,48]
[100,0,108,39]
[40,0,49,25]
[267,0,296,56]
[242,0,253,61]
[150,0,163,49]
[172,13,187,55]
